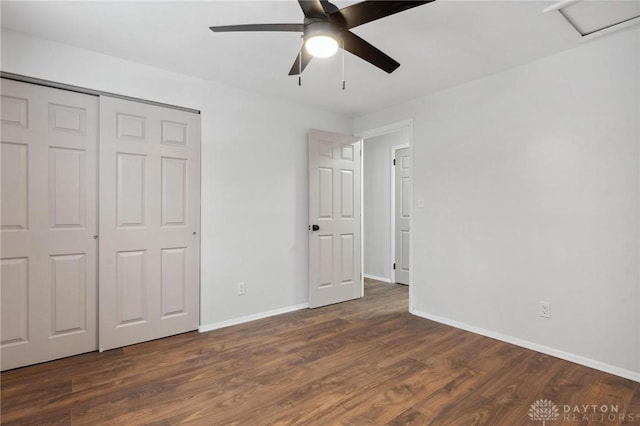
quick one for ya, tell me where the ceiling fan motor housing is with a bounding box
[304,20,341,44]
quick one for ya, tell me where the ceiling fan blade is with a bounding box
[298,0,326,18]
[342,31,400,74]
[209,23,304,32]
[336,0,434,29]
[288,49,313,76]
[320,0,339,14]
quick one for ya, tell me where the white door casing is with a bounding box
[308,129,362,308]
[99,96,200,351]
[394,147,411,285]
[0,79,98,370]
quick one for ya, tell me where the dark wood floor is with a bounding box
[2,279,639,425]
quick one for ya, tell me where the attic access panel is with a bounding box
[549,0,640,39]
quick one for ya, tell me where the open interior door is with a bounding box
[308,129,362,308]
[394,147,411,285]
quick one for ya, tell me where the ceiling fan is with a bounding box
[209,0,434,76]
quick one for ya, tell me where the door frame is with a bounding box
[356,119,414,308]
[1,72,199,114]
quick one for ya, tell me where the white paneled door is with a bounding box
[99,97,200,351]
[0,79,98,370]
[394,147,411,285]
[308,129,362,308]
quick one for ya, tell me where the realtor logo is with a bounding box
[529,399,560,425]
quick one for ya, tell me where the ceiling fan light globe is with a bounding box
[305,35,339,58]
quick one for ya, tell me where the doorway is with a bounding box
[360,121,412,302]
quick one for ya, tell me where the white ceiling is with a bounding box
[1,0,587,116]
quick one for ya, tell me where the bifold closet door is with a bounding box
[99,96,201,351]
[1,79,98,370]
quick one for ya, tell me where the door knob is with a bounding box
[311,224,320,231]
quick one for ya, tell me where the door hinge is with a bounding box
[393,263,396,270]
[393,158,396,166]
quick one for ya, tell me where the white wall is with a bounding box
[355,29,640,380]
[363,129,409,281]
[1,29,352,328]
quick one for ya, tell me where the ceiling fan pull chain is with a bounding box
[299,35,303,86]
[341,37,346,90]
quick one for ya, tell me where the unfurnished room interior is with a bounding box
[0,0,639,424]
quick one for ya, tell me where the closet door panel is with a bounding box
[99,97,200,351]
[0,79,98,370]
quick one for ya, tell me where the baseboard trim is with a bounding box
[410,308,640,383]
[199,303,309,333]
[364,274,392,283]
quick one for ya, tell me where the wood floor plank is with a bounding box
[1,279,637,425]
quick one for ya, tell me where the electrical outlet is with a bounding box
[237,281,246,296]
[540,301,550,318]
